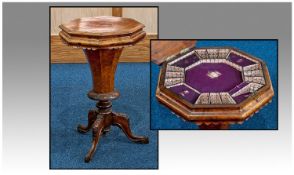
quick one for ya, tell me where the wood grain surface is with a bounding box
[51,7,157,34]
[59,16,146,49]
[51,7,158,63]
[151,40,196,64]
[50,34,157,63]
[59,16,145,37]
[84,48,122,93]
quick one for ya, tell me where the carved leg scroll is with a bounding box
[77,110,97,133]
[112,113,149,144]
[84,115,106,162]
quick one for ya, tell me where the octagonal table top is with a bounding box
[156,47,274,125]
[151,40,196,64]
[59,16,145,37]
[59,16,146,49]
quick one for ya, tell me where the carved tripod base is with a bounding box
[77,100,149,163]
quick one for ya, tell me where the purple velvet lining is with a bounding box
[185,63,243,93]
[169,84,200,103]
[228,82,249,95]
[228,82,252,104]
[228,53,255,67]
[171,54,200,68]
[232,92,252,104]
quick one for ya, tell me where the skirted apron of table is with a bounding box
[152,41,274,130]
[59,16,149,162]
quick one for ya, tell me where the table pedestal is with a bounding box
[197,123,230,130]
[77,48,148,163]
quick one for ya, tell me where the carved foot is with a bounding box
[84,115,107,163]
[77,110,97,133]
[112,113,149,144]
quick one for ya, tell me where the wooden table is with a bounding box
[59,16,148,162]
[152,41,274,129]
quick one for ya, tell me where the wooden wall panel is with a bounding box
[51,8,112,34]
[122,8,158,34]
[112,7,122,17]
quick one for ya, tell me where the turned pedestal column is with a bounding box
[59,16,149,162]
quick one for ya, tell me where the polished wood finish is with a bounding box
[59,16,146,49]
[84,49,122,94]
[59,16,149,162]
[78,101,148,163]
[151,40,196,64]
[51,7,158,63]
[154,44,274,129]
[60,16,144,36]
[51,7,157,35]
[50,34,157,63]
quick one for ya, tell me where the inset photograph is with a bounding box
[151,40,278,130]
[50,6,158,169]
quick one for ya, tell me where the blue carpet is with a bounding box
[151,40,278,130]
[50,63,158,169]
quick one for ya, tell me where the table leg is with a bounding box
[77,110,97,133]
[79,100,149,163]
[84,114,110,163]
[112,112,149,144]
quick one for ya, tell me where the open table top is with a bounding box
[151,40,196,64]
[59,16,146,49]
[156,47,274,125]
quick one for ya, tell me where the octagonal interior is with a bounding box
[185,63,243,93]
[164,48,267,105]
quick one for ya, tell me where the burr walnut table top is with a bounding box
[151,40,196,65]
[59,16,146,49]
[155,46,274,125]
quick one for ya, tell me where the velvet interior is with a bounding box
[169,84,200,103]
[185,63,243,93]
[228,52,255,67]
[228,82,248,94]
[232,92,252,104]
[171,54,200,68]
[228,82,249,103]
